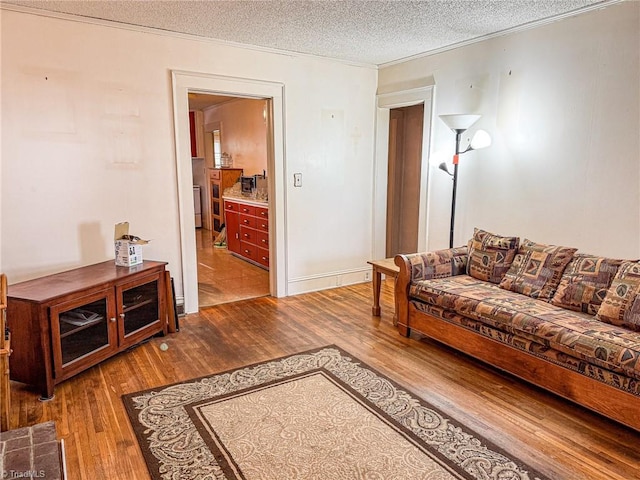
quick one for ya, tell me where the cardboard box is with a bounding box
[114,222,149,267]
[115,240,143,266]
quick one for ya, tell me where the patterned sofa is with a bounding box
[394,229,640,431]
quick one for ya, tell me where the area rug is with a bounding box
[123,345,549,480]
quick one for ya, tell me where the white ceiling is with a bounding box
[3,0,616,66]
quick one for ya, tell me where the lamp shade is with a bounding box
[439,114,481,132]
[438,162,452,176]
[470,129,492,150]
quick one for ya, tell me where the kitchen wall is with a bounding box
[204,98,268,177]
[0,7,377,308]
[378,1,639,259]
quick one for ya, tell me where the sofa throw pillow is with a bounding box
[550,254,623,315]
[595,261,640,331]
[466,228,519,284]
[498,239,577,301]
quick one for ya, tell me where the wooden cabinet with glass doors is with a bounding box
[7,260,167,399]
[210,168,243,235]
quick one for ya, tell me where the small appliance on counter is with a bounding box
[240,175,255,195]
[240,171,267,196]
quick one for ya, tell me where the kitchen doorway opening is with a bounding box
[189,93,272,308]
[172,71,286,314]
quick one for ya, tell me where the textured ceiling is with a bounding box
[4,0,614,65]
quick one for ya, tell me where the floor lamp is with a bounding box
[438,114,491,248]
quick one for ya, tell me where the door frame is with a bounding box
[171,71,286,313]
[373,86,434,259]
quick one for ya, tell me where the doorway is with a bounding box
[188,94,272,308]
[385,103,424,257]
[172,71,286,314]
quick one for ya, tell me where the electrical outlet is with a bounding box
[293,173,302,187]
[365,271,371,281]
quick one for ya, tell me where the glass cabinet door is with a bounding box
[50,289,117,380]
[117,273,162,347]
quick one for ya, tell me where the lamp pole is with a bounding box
[449,130,463,248]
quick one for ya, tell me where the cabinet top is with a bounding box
[8,260,167,303]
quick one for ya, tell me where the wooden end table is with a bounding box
[367,258,400,321]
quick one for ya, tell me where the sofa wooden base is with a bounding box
[399,305,640,432]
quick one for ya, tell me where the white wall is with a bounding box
[378,1,640,259]
[204,98,268,176]
[0,8,377,304]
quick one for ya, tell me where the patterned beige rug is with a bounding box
[123,346,548,480]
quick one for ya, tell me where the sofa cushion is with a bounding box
[551,254,623,315]
[410,274,490,314]
[410,275,640,380]
[466,228,519,284]
[596,261,640,331]
[498,239,577,301]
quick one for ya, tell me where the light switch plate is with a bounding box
[293,173,302,187]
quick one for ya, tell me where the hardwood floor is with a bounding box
[8,280,640,479]
[196,228,269,307]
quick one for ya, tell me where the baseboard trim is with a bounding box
[287,267,370,296]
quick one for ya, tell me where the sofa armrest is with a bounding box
[394,247,468,335]
[395,247,469,283]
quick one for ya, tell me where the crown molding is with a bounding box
[379,0,623,68]
[0,3,378,70]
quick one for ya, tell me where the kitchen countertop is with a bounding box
[222,195,268,207]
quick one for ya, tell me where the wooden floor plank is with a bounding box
[7,279,640,480]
